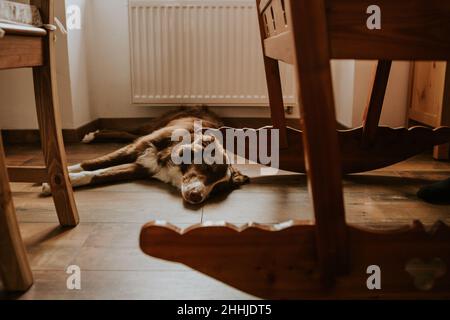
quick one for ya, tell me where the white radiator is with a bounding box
[128,0,295,105]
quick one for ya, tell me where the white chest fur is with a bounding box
[136,146,183,189]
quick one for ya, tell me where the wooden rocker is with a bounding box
[0,0,79,292]
[141,0,450,298]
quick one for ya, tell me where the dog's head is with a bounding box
[174,134,249,204]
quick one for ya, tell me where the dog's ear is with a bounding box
[157,148,173,165]
[153,136,172,151]
[230,167,250,186]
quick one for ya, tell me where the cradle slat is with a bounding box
[258,0,294,64]
[271,0,287,33]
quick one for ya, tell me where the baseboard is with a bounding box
[98,117,302,131]
[64,119,101,143]
[1,129,41,145]
[99,117,349,131]
[2,117,349,145]
[1,119,100,145]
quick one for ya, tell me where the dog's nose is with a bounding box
[187,191,204,204]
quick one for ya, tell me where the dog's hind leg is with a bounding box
[82,129,139,144]
[43,163,148,195]
[69,145,139,173]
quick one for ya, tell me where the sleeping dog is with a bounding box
[42,107,249,204]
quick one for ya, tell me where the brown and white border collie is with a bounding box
[42,107,249,204]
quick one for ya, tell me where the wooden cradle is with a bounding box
[143,0,450,299]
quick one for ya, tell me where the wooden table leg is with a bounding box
[287,0,348,287]
[32,1,79,227]
[0,138,33,292]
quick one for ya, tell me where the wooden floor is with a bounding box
[1,142,449,299]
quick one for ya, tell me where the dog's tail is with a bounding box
[82,129,139,144]
[82,105,222,144]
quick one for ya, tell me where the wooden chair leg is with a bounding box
[0,138,33,292]
[287,0,348,287]
[256,0,288,148]
[433,61,450,160]
[262,58,289,148]
[32,1,79,227]
[33,69,79,227]
[362,60,392,146]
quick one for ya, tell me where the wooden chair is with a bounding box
[140,0,450,298]
[0,0,79,292]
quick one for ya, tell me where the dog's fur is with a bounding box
[42,107,249,204]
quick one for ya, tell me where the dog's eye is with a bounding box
[180,163,189,173]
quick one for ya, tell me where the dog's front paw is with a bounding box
[82,130,100,144]
[231,171,250,186]
[233,174,250,185]
[41,183,52,196]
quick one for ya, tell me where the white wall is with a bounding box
[66,0,93,127]
[330,60,411,128]
[85,0,152,119]
[350,61,411,128]
[332,60,356,127]
[0,68,38,129]
[85,0,289,120]
[0,0,76,130]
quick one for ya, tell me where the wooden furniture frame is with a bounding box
[0,0,79,292]
[141,0,450,298]
[0,136,33,291]
[409,61,450,160]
